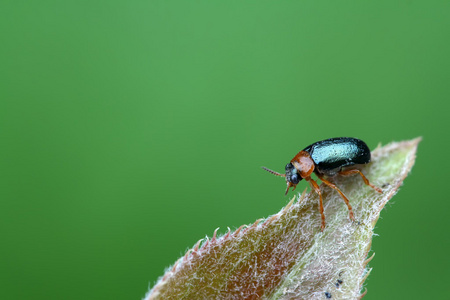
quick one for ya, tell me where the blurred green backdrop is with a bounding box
[1,1,449,299]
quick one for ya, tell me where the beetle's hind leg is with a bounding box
[339,169,383,193]
[316,174,355,221]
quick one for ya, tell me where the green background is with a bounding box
[1,1,449,299]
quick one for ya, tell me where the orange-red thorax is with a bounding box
[290,151,315,178]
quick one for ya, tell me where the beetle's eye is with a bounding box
[290,173,300,184]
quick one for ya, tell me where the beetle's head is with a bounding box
[262,163,303,195]
[285,162,302,185]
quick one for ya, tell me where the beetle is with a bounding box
[262,137,382,231]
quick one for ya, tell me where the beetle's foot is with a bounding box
[374,185,383,193]
[349,211,355,221]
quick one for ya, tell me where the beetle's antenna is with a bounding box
[261,166,285,177]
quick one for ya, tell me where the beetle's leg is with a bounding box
[316,175,355,221]
[339,169,383,193]
[305,177,325,231]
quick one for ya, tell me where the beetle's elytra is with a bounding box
[262,137,382,231]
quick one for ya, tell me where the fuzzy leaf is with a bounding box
[145,138,420,300]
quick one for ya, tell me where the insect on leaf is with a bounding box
[145,138,420,300]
